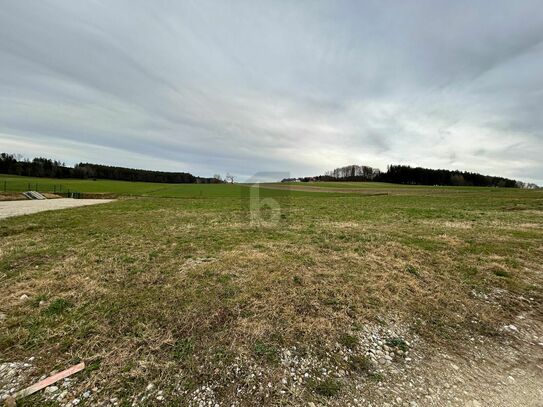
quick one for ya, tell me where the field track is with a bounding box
[0,198,115,219]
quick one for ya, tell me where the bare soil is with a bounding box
[0,198,115,219]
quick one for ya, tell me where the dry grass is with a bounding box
[1,186,542,405]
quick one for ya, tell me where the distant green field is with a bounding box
[285,181,405,189]
[1,172,542,405]
[0,174,248,198]
[284,181,501,192]
[1,174,514,199]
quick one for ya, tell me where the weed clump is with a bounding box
[339,333,358,349]
[253,340,279,363]
[173,338,194,360]
[43,298,72,316]
[405,264,419,276]
[494,269,510,278]
[386,337,409,352]
[313,378,341,397]
[347,355,371,373]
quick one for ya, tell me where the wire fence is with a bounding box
[1,180,76,195]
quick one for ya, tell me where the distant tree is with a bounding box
[316,163,519,188]
[225,173,235,184]
[0,152,216,184]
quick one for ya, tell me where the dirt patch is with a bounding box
[0,198,115,219]
[0,193,25,202]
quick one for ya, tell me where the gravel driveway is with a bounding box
[0,198,115,219]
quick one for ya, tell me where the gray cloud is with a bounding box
[1,0,542,183]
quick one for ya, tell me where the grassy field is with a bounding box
[0,174,249,198]
[1,179,542,405]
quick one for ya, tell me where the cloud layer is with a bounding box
[1,0,542,183]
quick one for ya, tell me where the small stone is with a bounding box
[45,386,59,394]
[503,324,518,332]
[146,383,155,392]
[20,294,29,301]
[0,313,6,321]
[71,398,80,405]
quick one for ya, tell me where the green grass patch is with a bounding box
[172,338,194,360]
[43,298,72,316]
[313,378,341,397]
[253,340,279,363]
[339,333,359,349]
[405,264,419,276]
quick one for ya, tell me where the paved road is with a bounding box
[0,198,115,219]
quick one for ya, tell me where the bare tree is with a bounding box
[225,173,235,184]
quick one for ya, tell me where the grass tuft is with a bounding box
[339,333,359,349]
[173,338,194,360]
[405,264,419,276]
[313,378,341,397]
[494,269,511,278]
[43,298,72,316]
[386,337,409,352]
[253,340,279,363]
[347,355,371,373]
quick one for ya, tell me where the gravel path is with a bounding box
[0,198,115,219]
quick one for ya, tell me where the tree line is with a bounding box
[377,165,519,187]
[0,153,223,184]
[284,163,536,188]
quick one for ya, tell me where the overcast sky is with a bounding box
[1,1,542,183]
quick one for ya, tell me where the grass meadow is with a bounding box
[1,178,542,405]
